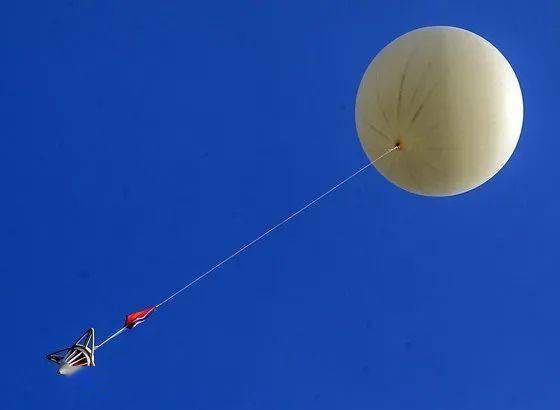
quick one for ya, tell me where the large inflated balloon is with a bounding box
[355,26,523,196]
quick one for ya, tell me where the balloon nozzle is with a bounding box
[394,141,401,150]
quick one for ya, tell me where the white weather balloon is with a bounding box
[355,26,523,196]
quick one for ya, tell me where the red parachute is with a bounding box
[125,306,156,329]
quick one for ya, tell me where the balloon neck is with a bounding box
[394,141,402,150]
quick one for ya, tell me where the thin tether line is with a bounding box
[96,146,397,349]
[94,327,125,351]
[156,146,397,308]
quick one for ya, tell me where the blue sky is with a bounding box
[1,1,559,409]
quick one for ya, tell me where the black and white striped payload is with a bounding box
[46,328,95,376]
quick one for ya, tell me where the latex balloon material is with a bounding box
[355,26,523,196]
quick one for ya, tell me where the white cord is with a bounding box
[96,146,398,348]
[95,327,125,351]
[156,146,397,308]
